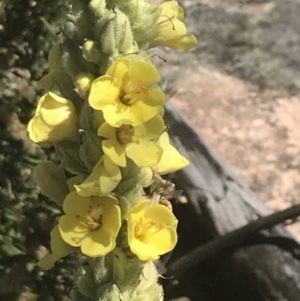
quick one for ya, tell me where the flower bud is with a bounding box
[72,0,94,39]
[82,40,103,64]
[131,262,164,301]
[75,265,97,299]
[89,0,107,19]
[75,72,94,99]
[94,8,135,56]
[150,0,197,51]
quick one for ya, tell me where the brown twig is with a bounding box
[168,204,300,277]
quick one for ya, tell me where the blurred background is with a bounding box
[1,0,300,300]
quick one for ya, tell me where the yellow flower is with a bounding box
[125,199,178,261]
[38,226,74,270]
[98,115,165,167]
[58,191,121,257]
[27,92,79,146]
[154,132,189,175]
[151,0,197,51]
[89,58,165,127]
[75,156,122,197]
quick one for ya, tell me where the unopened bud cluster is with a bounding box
[28,1,197,300]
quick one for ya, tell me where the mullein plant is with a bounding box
[28,0,197,300]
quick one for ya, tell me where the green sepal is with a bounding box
[33,161,69,206]
[75,264,97,299]
[56,141,88,175]
[79,131,103,172]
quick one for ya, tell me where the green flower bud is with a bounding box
[115,160,152,207]
[92,256,113,285]
[97,284,120,301]
[92,248,143,301]
[131,262,163,301]
[75,265,97,299]
[33,161,69,206]
[89,0,107,20]
[114,0,160,49]
[72,0,94,39]
[94,7,135,56]
[116,252,142,298]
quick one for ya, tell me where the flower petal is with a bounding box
[40,93,74,125]
[102,138,127,167]
[147,227,177,256]
[92,194,118,208]
[134,115,166,140]
[63,191,92,215]
[126,141,163,167]
[129,60,160,88]
[80,229,115,257]
[28,93,79,145]
[100,157,122,192]
[101,204,122,236]
[59,215,89,247]
[152,1,198,51]
[169,34,198,52]
[160,0,179,16]
[102,103,134,127]
[107,58,131,90]
[27,115,54,145]
[155,140,189,175]
[145,89,166,106]
[144,204,178,227]
[89,75,120,110]
[75,157,121,197]
[129,237,160,261]
[128,101,162,126]
[98,122,117,139]
[125,200,149,221]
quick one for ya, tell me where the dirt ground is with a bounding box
[152,0,300,239]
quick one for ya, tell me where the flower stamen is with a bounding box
[116,125,134,145]
[77,205,103,231]
[121,79,148,105]
[134,217,165,243]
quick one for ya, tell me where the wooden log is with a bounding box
[163,101,300,301]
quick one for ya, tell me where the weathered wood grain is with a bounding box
[164,101,300,301]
